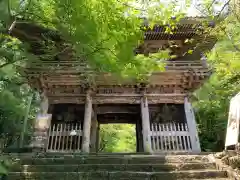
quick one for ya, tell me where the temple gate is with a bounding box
[10,18,216,153]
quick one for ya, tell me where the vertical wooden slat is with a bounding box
[58,123,63,151]
[168,123,171,150]
[155,123,157,151]
[174,123,179,151]
[62,123,66,152]
[50,124,55,151]
[47,123,52,151]
[165,124,168,151]
[160,124,164,150]
[80,122,82,151]
[69,123,73,151]
[181,123,186,151]
[185,124,191,151]
[155,123,160,151]
[159,124,162,150]
[66,124,70,151]
[188,136,192,151]
[177,124,182,150]
[151,123,153,151]
[170,123,175,151]
[185,123,189,131]
[78,122,82,150]
[153,123,156,151]
[74,123,78,150]
[54,124,59,151]
[163,124,167,151]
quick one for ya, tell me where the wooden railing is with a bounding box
[165,60,208,70]
[47,122,83,152]
[150,123,192,152]
[29,60,208,71]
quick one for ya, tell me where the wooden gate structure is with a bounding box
[10,17,216,153]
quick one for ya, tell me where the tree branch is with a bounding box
[219,26,240,52]
[216,0,230,19]
[115,0,146,11]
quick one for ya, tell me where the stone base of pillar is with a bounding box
[30,114,52,152]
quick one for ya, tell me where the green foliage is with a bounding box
[15,0,186,77]
[99,124,136,152]
[193,0,240,151]
[194,73,239,151]
[0,155,14,175]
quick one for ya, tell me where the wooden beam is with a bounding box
[96,106,139,114]
[48,95,185,104]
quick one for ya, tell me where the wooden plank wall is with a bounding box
[150,123,192,152]
[47,122,83,152]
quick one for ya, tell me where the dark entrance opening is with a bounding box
[97,104,143,153]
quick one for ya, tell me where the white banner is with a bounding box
[225,93,240,147]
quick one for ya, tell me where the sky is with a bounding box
[131,0,229,17]
[188,0,229,16]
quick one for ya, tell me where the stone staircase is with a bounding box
[6,153,230,180]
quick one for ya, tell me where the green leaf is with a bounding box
[188,49,193,54]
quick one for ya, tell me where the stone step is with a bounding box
[16,155,210,165]
[11,163,216,172]
[16,152,210,158]
[33,152,213,157]
[6,170,227,180]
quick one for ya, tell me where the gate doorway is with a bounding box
[98,124,136,153]
[96,104,143,153]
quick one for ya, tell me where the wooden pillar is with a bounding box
[96,124,100,153]
[135,124,139,152]
[90,106,98,152]
[136,118,143,152]
[184,97,201,153]
[82,90,93,153]
[140,96,152,152]
[30,92,52,151]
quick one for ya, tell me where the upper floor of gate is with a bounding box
[10,17,216,104]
